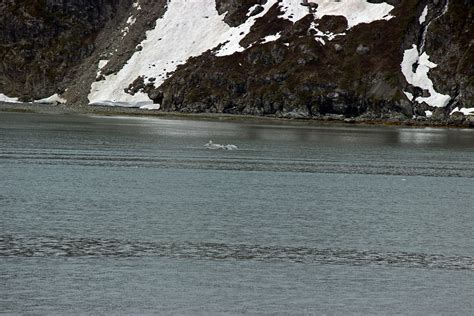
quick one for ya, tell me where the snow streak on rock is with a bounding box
[401,1,451,109]
[419,5,428,25]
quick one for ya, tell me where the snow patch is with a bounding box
[127,16,137,26]
[89,0,395,107]
[139,103,161,110]
[310,22,345,44]
[279,0,311,23]
[401,45,451,108]
[132,0,141,10]
[450,107,474,116]
[95,59,109,78]
[404,91,414,101]
[425,110,433,118]
[0,93,20,103]
[89,0,232,107]
[261,33,282,44]
[34,93,67,105]
[303,1,394,44]
[310,0,394,29]
[419,5,428,24]
[216,0,276,56]
[98,59,109,70]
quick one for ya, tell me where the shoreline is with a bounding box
[1,102,473,129]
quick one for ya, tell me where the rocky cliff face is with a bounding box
[0,0,472,121]
[0,0,125,99]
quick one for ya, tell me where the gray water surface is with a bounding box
[1,113,473,314]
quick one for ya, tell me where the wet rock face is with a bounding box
[0,0,123,100]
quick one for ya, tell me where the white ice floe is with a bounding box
[0,93,20,103]
[401,45,451,108]
[204,140,238,150]
[34,93,67,105]
[450,107,474,116]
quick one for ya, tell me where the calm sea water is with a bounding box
[1,112,473,314]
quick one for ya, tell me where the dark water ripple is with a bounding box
[1,235,472,271]
[1,153,472,177]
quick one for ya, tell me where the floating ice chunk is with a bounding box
[34,93,67,105]
[204,141,238,150]
[224,144,238,151]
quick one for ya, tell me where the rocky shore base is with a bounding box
[1,102,473,128]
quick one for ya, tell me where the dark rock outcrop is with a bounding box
[0,0,124,100]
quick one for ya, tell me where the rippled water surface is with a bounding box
[1,113,473,314]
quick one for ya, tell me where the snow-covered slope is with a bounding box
[89,0,395,108]
[1,0,472,122]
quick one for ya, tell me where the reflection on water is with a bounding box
[398,128,448,145]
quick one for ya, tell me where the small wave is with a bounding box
[0,235,472,271]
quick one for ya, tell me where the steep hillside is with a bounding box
[0,0,472,121]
